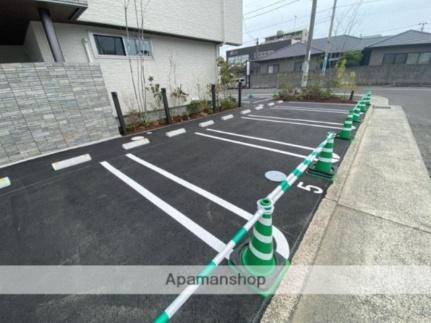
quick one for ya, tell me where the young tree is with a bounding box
[216,57,235,97]
[123,0,152,115]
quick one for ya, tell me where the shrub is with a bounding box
[187,100,210,115]
[126,110,146,130]
[220,96,237,110]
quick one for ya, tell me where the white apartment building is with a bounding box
[0,0,243,113]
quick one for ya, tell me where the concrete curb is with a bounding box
[261,99,377,323]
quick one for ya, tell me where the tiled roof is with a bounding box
[367,30,431,48]
[256,34,389,61]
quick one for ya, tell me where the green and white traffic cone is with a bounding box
[229,197,289,298]
[358,101,367,113]
[352,105,362,123]
[307,131,336,180]
[363,96,371,110]
[242,198,276,276]
[337,112,353,140]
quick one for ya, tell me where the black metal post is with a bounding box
[211,84,217,113]
[161,88,172,124]
[38,8,65,62]
[237,80,242,107]
[349,90,355,101]
[111,92,127,136]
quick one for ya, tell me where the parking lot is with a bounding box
[0,97,355,322]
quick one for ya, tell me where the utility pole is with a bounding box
[321,0,338,75]
[301,0,318,88]
[253,38,259,77]
[419,22,428,32]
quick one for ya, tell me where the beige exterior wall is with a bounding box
[369,45,431,65]
[29,21,218,114]
[78,0,242,45]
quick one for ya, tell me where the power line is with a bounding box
[244,0,300,20]
[244,0,297,15]
[245,0,386,32]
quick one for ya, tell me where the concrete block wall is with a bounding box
[0,62,119,166]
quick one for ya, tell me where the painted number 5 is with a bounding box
[297,181,323,194]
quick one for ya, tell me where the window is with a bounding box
[94,35,126,56]
[418,52,431,64]
[268,64,279,74]
[125,37,152,57]
[294,61,302,72]
[382,53,407,65]
[383,52,431,65]
[228,54,249,65]
[406,53,420,64]
[93,34,153,57]
[394,53,407,64]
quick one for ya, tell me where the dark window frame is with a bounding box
[382,53,407,65]
[92,33,153,58]
[94,34,126,56]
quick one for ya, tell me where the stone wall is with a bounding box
[250,64,431,88]
[0,63,119,166]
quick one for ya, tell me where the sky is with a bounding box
[221,0,431,56]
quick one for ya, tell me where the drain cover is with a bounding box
[265,170,287,182]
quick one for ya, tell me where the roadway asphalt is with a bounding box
[358,86,431,177]
[0,99,356,322]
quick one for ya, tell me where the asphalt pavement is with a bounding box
[0,99,356,322]
[238,86,431,176]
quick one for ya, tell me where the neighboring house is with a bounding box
[226,29,307,66]
[364,30,431,66]
[254,30,431,75]
[0,0,243,112]
[254,34,389,75]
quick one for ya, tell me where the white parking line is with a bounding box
[267,102,275,106]
[195,132,308,159]
[0,177,11,189]
[126,154,290,258]
[271,107,348,114]
[52,154,92,171]
[248,114,343,125]
[253,98,270,104]
[242,116,343,130]
[288,101,354,106]
[199,120,215,128]
[221,114,234,120]
[166,128,186,137]
[255,106,264,110]
[240,109,251,114]
[100,161,227,255]
[122,138,150,150]
[275,106,349,112]
[206,128,340,162]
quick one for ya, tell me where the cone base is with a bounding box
[306,163,336,181]
[229,240,290,298]
[336,132,353,141]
